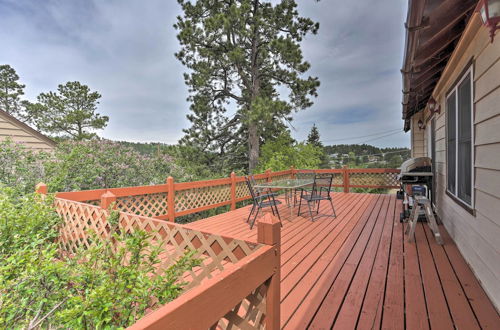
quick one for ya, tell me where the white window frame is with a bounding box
[445,66,474,208]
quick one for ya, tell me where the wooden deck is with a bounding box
[186,192,500,329]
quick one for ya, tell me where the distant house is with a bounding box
[0,109,56,151]
[402,0,500,308]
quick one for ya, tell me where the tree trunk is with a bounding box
[248,122,259,173]
[248,0,260,174]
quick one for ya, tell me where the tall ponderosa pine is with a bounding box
[0,65,25,116]
[175,0,320,172]
[26,81,108,140]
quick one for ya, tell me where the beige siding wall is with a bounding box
[0,114,54,152]
[422,16,500,310]
[411,116,425,157]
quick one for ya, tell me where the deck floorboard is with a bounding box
[186,192,500,329]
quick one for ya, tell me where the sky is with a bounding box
[0,0,410,148]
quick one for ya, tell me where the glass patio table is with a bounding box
[254,179,314,219]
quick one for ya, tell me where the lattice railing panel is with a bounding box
[214,281,268,330]
[55,198,262,290]
[116,192,168,218]
[235,181,250,200]
[175,184,231,213]
[55,198,111,254]
[349,172,399,187]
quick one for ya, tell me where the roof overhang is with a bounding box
[401,0,477,131]
[0,109,57,147]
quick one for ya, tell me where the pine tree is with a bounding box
[307,124,322,148]
[175,0,320,173]
[25,81,108,140]
[0,65,25,117]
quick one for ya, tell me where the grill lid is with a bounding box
[399,157,432,173]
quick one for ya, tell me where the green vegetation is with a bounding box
[0,138,194,195]
[0,64,25,116]
[175,0,320,172]
[0,64,107,141]
[257,130,323,172]
[0,187,200,328]
[24,81,108,140]
[325,144,410,169]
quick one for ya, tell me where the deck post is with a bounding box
[342,165,350,193]
[35,182,48,195]
[167,176,175,222]
[290,166,295,179]
[230,172,236,210]
[266,169,272,182]
[100,191,116,210]
[257,213,281,330]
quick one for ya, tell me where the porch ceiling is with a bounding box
[401,0,477,131]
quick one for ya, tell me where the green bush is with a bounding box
[0,139,196,193]
[0,187,200,328]
[0,139,49,195]
[257,131,323,172]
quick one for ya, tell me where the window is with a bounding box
[446,68,473,206]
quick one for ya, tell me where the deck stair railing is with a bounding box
[36,185,281,329]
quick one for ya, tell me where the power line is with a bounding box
[322,128,403,143]
[359,130,405,144]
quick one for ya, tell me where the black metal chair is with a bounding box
[245,176,282,229]
[293,170,316,206]
[297,173,337,222]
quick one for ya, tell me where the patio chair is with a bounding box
[293,170,316,206]
[297,173,337,222]
[245,176,282,229]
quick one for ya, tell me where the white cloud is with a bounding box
[0,0,409,147]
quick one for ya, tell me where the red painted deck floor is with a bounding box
[185,193,500,329]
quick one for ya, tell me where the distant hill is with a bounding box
[324,144,410,168]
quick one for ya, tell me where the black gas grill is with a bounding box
[397,157,433,222]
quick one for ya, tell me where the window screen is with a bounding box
[457,74,472,204]
[446,68,473,207]
[446,92,456,193]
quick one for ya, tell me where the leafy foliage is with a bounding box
[175,0,320,172]
[257,130,323,172]
[25,81,108,140]
[0,138,49,195]
[0,188,200,328]
[0,64,25,116]
[0,139,195,194]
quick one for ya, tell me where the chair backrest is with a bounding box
[245,176,258,202]
[311,173,334,197]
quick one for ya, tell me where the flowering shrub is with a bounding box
[0,187,200,328]
[0,139,49,194]
[0,139,194,193]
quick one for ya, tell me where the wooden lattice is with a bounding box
[349,172,399,187]
[116,192,168,217]
[214,281,268,330]
[270,173,293,182]
[54,198,261,290]
[175,184,231,213]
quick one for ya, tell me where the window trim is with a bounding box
[445,65,474,209]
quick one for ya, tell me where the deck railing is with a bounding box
[36,166,398,329]
[37,187,281,329]
[54,167,400,223]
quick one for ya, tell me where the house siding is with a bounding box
[0,112,54,152]
[422,15,500,310]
